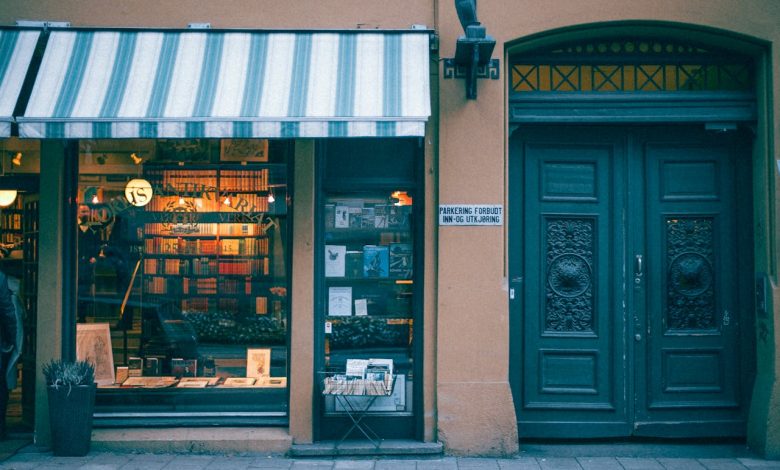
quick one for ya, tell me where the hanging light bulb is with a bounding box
[178,197,185,205]
[0,190,18,207]
[267,190,275,204]
[91,194,100,204]
[223,196,231,206]
[11,152,22,166]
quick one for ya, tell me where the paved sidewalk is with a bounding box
[1,446,780,470]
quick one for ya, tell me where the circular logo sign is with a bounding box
[125,178,153,207]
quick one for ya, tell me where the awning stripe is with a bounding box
[0,29,39,136]
[384,34,402,117]
[147,33,179,119]
[335,34,356,118]
[288,34,312,117]
[99,33,136,118]
[240,34,268,118]
[19,30,431,138]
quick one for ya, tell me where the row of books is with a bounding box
[220,169,270,192]
[323,358,394,396]
[325,243,412,278]
[322,376,391,396]
[144,257,219,276]
[145,169,269,192]
[144,237,269,256]
[325,203,411,230]
[0,212,21,230]
[218,258,270,276]
[144,223,260,236]
[113,376,287,389]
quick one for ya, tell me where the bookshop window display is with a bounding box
[317,139,422,440]
[75,138,290,419]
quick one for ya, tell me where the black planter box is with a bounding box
[47,383,96,456]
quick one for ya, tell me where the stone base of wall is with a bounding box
[437,381,519,457]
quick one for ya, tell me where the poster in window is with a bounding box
[76,323,115,386]
[246,348,272,379]
[325,245,346,277]
[220,139,269,162]
[328,287,352,316]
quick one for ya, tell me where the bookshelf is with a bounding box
[0,196,23,249]
[138,164,288,355]
[322,196,414,356]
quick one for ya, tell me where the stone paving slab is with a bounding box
[3,448,780,470]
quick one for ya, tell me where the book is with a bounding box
[345,359,369,378]
[220,239,239,255]
[361,207,375,228]
[354,298,368,316]
[334,206,349,228]
[176,378,210,388]
[328,287,352,316]
[128,357,143,377]
[389,243,413,278]
[388,205,410,228]
[324,245,346,277]
[363,245,389,277]
[345,251,363,278]
[324,204,335,229]
[374,204,389,228]
[223,377,257,387]
[348,206,363,228]
[258,377,287,388]
[171,358,197,378]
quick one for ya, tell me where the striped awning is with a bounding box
[18,30,431,139]
[0,29,40,137]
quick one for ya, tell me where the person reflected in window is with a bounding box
[0,270,18,439]
[77,204,101,322]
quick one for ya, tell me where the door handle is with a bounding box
[635,254,643,277]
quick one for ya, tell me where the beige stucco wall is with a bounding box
[34,141,67,447]
[0,0,433,30]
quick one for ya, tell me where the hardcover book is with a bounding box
[363,245,389,278]
[389,243,413,278]
[345,251,364,278]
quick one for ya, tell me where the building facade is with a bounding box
[0,0,778,458]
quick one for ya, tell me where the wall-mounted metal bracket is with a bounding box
[443,58,500,99]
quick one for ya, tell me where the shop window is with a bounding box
[316,138,422,441]
[75,139,290,421]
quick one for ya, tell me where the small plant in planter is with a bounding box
[42,359,97,457]
[43,359,95,389]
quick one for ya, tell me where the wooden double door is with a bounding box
[510,125,753,438]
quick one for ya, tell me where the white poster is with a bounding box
[328,287,352,316]
[324,245,346,277]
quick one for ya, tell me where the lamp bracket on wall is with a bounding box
[444,0,498,99]
[443,57,500,95]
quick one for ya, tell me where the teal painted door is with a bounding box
[510,126,752,438]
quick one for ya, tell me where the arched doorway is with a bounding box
[507,31,758,438]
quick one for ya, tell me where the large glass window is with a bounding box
[76,139,290,421]
[317,138,422,440]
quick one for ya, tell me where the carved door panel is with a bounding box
[512,126,750,438]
